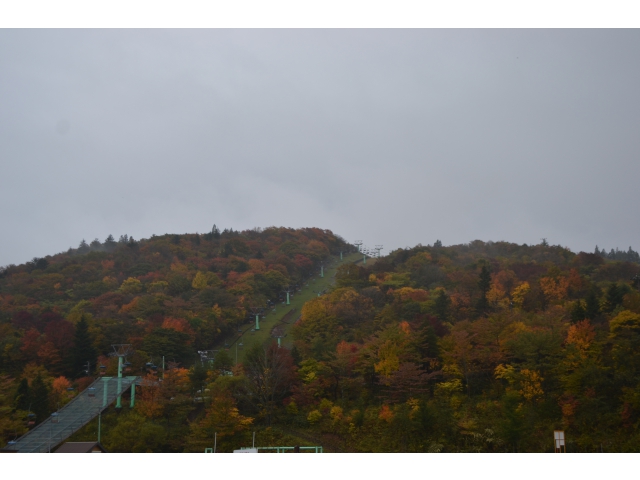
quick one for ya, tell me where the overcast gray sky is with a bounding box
[1,29,640,266]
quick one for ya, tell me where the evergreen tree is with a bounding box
[78,239,89,253]
[290,345,301,366]
[14,378,30,411]
[212,349,232,373]
[31,374,50,425]
[212,224,221,240]
[475,266,492,317]
[104,234,116,248]
[189,361,209,395]
[433,289,451,322]
[70,316,97,376]
[585,289,601,320]
[570,300,586,324]
[417,322,440,368]
[33,257,48,270]
[478,266,491,295]
[604,283,630,313]
[143,328,192,365]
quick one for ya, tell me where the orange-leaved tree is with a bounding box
[186,391,253,452]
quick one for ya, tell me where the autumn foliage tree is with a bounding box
[186,391,253,452]
[3,229,640,452]
[242,343,296,425]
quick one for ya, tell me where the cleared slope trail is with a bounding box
[5,376,138,453]
[224,252,374,364]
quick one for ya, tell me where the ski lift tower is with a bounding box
[249,306,265,331]
[281,285,297,306]
[362,247,370,265]
[374,245,383,258]
[109,344,133,409]
[271,325,286,348]
[353,240,363,253]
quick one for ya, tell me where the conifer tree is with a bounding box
[604,283,630,313]
[433,289,451,322]
[416,323,440,369]
[78,239,90,253]
[70,316,97,376]
[290,345,301,366]
[31,374,50,425]
[212,350,232,373]
[104,234,116,248]
[14,378,30,411]
[475,265,492,316]
[585,289,601,320]
[570,300,586,324]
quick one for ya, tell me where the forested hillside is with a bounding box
[0,226,346,451]
[290,240,640,452]
[2,233,640,452]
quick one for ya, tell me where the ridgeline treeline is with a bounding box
[2,232,640,452]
